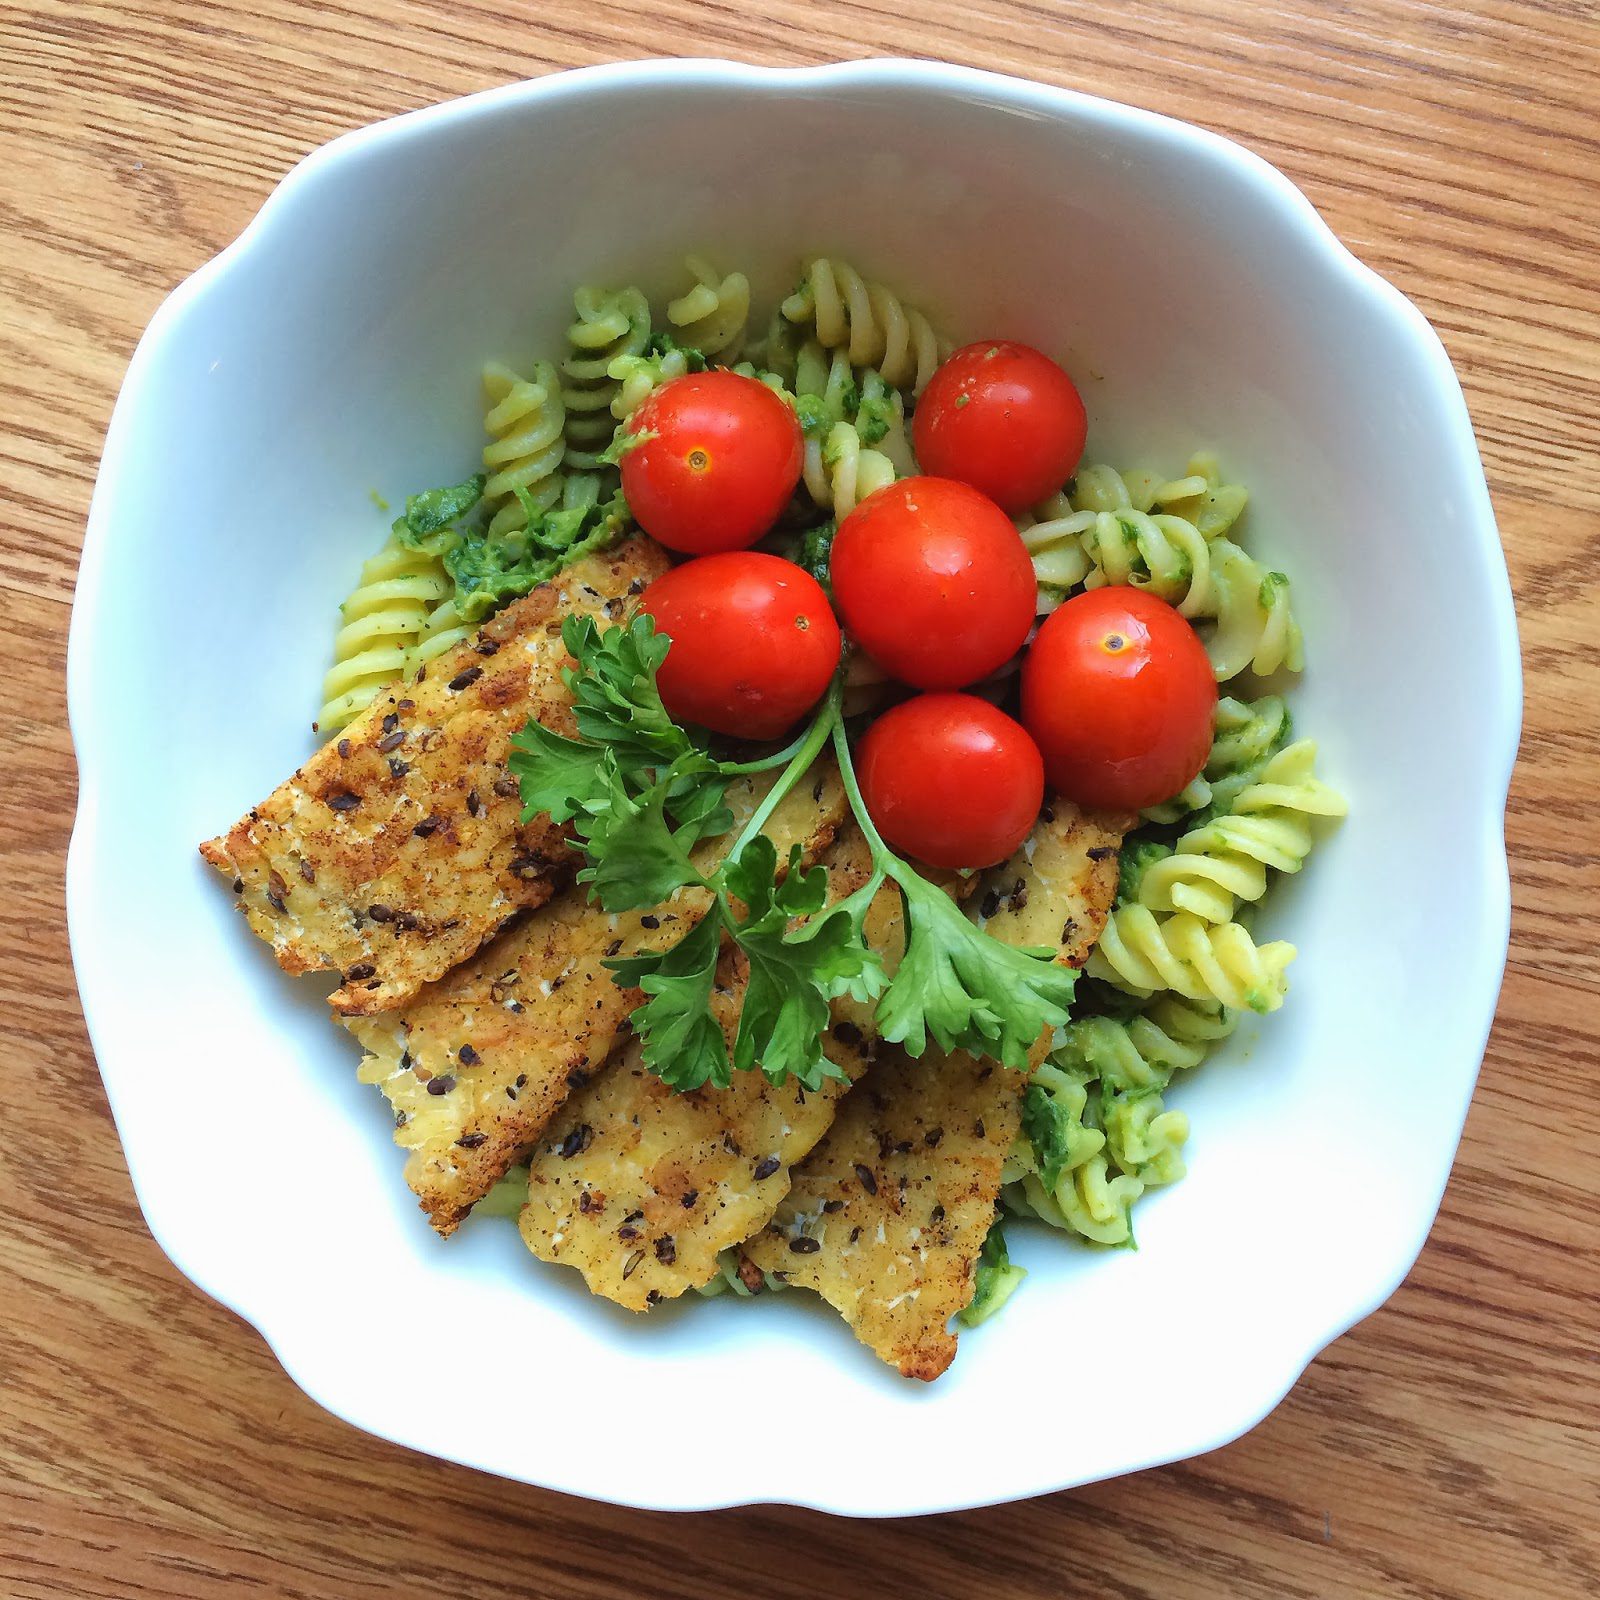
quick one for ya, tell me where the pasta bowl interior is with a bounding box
[68,60,1519,1515]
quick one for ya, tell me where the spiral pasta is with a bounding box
[1073,452,1248,539]
[1016,492,1095,614]
[1140,693,1292,824]
[317,534,450,734]
[608,345,693,422]
[408,592,473,672]
[1202,539,1303,680]
[1055,996,1240,1089]
[1087,904,1296,1013]
[481,360,567,537]
[781,257,944,395]
[791,340,905,516]
[560,285,649,469]
[1101,1090,1189,1187]
[665,254,750,359]
[1137,740,1347,922]
[1037,458,1303,681]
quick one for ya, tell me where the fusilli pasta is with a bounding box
[1087,904,1296,1013]
[560,285,649,469]
[317,534,450,733]
[1016,492,1094,614]
[1141,693,1292,824]
[1023,455,1304,681]
[781,257,944,395]
[1137,740,1347,922]
[791,340,905,516]
[665,254,751,359]
[481,359,566,537]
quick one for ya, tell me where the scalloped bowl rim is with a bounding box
[66,57,1520,1516]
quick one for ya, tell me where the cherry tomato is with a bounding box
[1020,588,1216,811]
[829,477,1035,690]
[913,341,1087,514]
[643,552,840,740]
[856,693,1045,870]
[621,371,804,554]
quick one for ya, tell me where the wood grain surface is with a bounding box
[2,2,1596,1595]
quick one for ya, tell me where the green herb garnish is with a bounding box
[510,615,1079,1093]
[445,491,631,622]
[390,472,486,554]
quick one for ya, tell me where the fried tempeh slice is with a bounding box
[518,830,883,1310]
[970,799,1131,972]
[744,798,1129,1379]
[341,766,849,1236]
[200,537,668,1016]
[747,1046,1023,1380]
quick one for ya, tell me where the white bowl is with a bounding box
[68,58,1520,1515]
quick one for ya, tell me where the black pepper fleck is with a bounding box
[822,1199,845,1213]
[367,903,393,923]
[639,914,660,929]
[413,817,441,838]
[789,1236,821,1255]
[980,890,1000,919]
[299,860,316,885]
[337,739,351,759]
[853,1163,878,1196]
[1087,845,1116,861]
[752,1156,780,1182]
[622,1249,645,1279]
[382,713,400,733]
[344,962,375,981]
[447,666,483,692]
[458,1043,480,1066]
[925,1126,944,1147]
[376,729,405,753]
[327,791,360,813]
[681,1189,699,1209]
[476,639,500,657]
[654,1237,676,1265]
[427,1075,456,1096]
[456,1132,486,1149]
[559,1125,592,1158]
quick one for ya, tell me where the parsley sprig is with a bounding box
[509,614,1077,1093]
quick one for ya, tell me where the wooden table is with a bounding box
[3,2,1595,1595]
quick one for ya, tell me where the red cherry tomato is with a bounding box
[621,371,804,554]
[642,552,840,740]
[913,341,1087,514]
[1020,588,1216,812]
[829,477,1035,690]
[856,693,1045,870]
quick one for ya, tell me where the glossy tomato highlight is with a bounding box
[829,477,1035,690]
[1021,588,1216,811]
[913,341,1087,514]
[621,371,803,554]
[856,693,1044,870]
[643,552,840,740]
